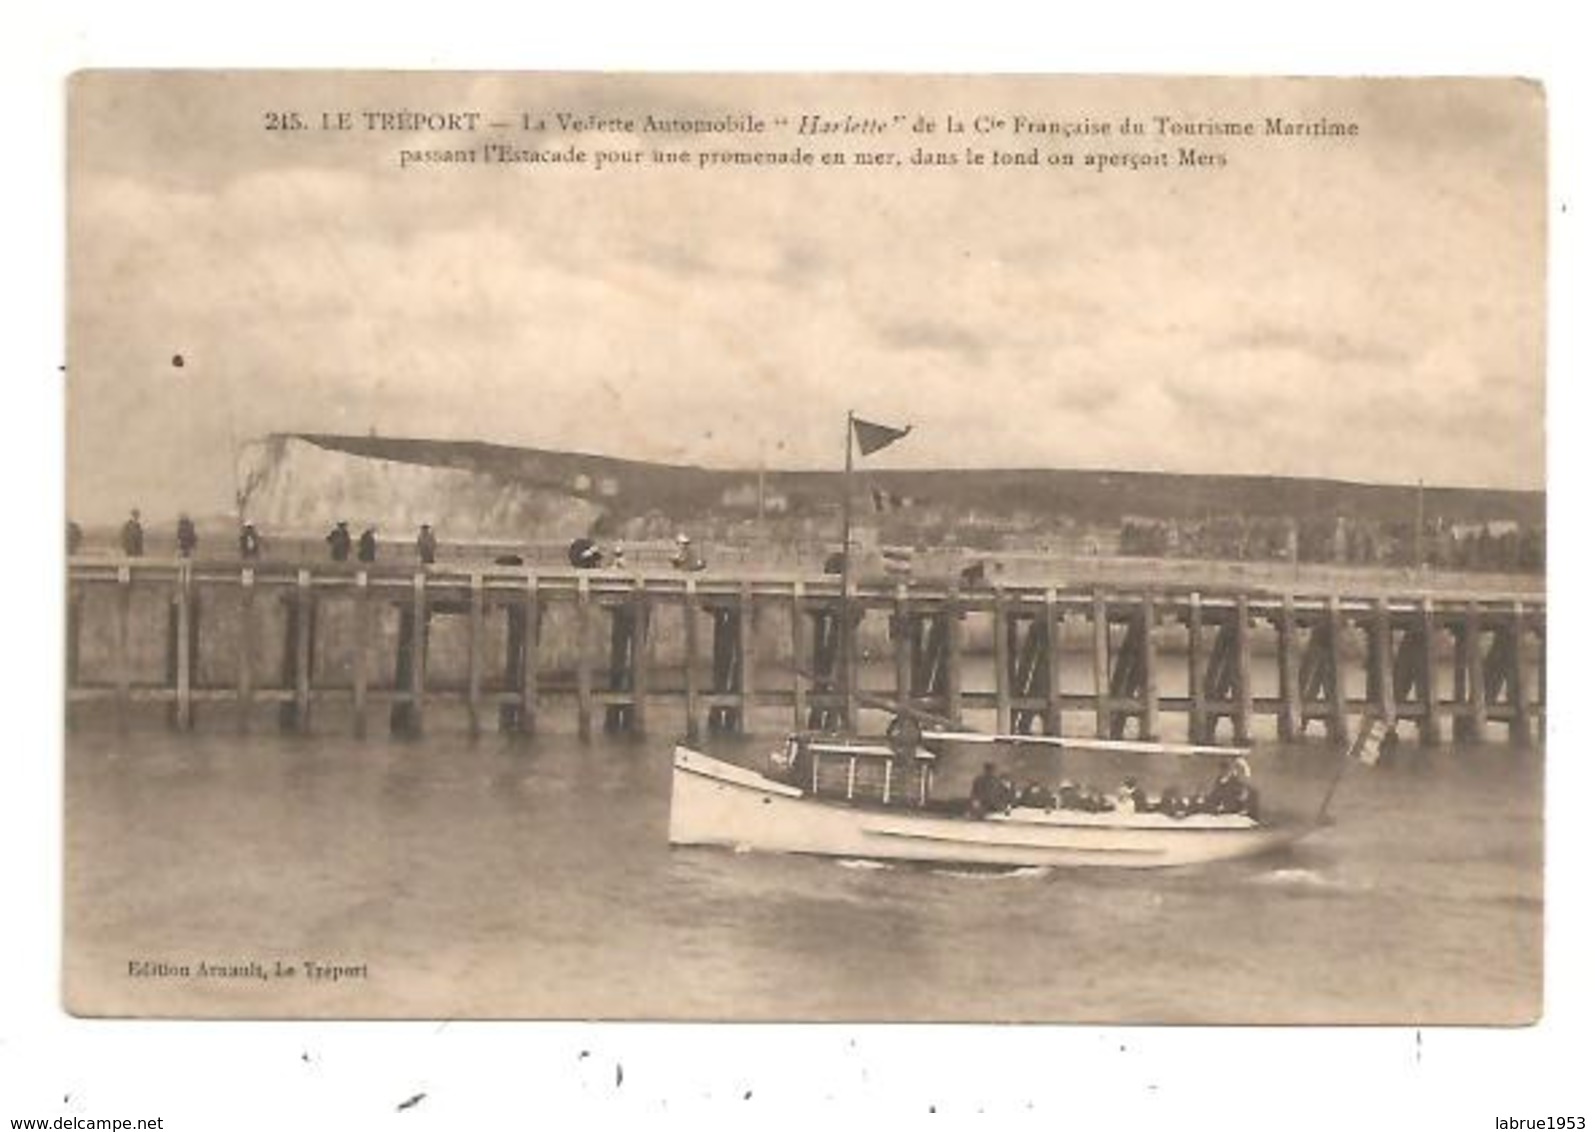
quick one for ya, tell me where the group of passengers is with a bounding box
[968,757,1259,821]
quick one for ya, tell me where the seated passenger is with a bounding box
[969,762,1013,817]
[1115,776,1149,814]
[1055,779,1087,811]
[1017,781,1054,810]
[1205,757,1259,817]
[1156,788,1191,819]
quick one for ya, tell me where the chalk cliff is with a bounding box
[237,435,604,539]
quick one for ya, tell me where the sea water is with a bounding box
[62,707,1541,1023]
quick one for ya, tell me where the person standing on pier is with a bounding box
[670,533,705,571]
[326,520,352,562]
[239,522,262,560]
[357,526,378,563]
[176,514,198,558]
[416,523,437,565]
[120,509,145,557]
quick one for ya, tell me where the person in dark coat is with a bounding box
[1204,758,1259,817]
[357,527,378,563]
[239,522,262,560]
[176,514,198,558]
[326,521,352,562]
[567,537,604,569]
[969,762,1013,817]
[121,509,145,557]
[1018,781,1055,810]
[416,523,437,565]
[66,520,83,556]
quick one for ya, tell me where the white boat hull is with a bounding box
[669,747,1314,870]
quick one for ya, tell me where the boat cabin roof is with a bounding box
[796,735,939,762]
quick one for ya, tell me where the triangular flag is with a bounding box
[853,417,912,457]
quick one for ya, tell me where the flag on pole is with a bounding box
[852,417,912,456]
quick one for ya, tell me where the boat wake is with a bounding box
[931,865,1055,881]
[835,858,894,871]
[1249,867,1365,895]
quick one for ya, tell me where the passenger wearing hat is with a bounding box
[357,527,378,563]
[239,522,262,560]
[416,523,437,565]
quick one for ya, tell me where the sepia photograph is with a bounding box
[61,71,1545,1024]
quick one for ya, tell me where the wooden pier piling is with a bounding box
[683,578,701,741]
[632,582,652,734]
[575,574,593,740]
[467,572,484,738]
[169,568,197,731]
[1091,590,1111,738]
[1508,601,1531,745]
[63,559,1545,749]
[992,596,1012,733]
[1324,595,1348,744]
[1043,588,1062,736]
[1139,592,1160,741]
[603,600,634,735]
[352,570,370,738]
[790,581,807,731]
[893,585,912,717]
[1460,602,1487,741]
[737,582,754,735]
[1188,592,1207,743]
[943,596,964,727]
[1419,597,1441,745]
[1277,594,1302,740]
[235,568,255,731]
[1369,597,1397,730]
[520,575,541,733]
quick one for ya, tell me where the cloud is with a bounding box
[874,319,990,364]
[1218,325,1411,369]
[65,74,1547,521]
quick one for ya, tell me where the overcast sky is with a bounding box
[66,73,1545,522]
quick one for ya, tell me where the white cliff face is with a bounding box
[236,436,604,539]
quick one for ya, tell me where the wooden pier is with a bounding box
[64,558,1547,746]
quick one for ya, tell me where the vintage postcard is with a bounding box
[64,72,1545,1021]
